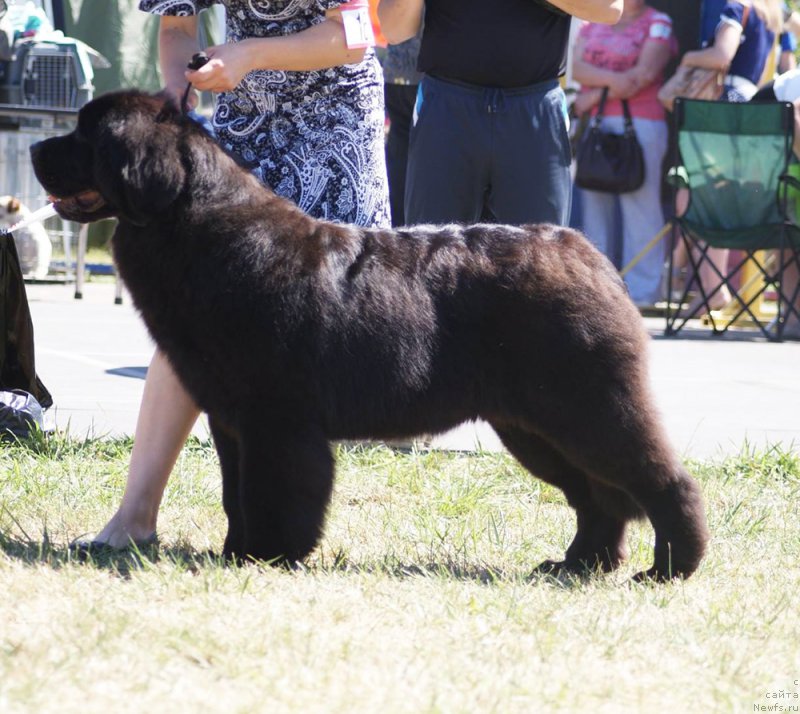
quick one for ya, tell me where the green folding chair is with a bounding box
[664,98,800,341]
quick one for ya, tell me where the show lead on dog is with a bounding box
[70,0,391,554]
[378,0,623,228]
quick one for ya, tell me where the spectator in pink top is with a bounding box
[572,0,677,309]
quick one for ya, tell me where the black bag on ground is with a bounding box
[0,231,52,408]
[574,87,645,194]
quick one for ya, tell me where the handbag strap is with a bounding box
[591,87,610,127]
[621,98,636,135]
[592,87,636,136]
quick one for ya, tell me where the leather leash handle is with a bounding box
[181,52,209,113]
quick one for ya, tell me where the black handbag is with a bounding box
[574,88,645,194]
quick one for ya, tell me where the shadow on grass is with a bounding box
[0,532,601,588]
[0,531,222,578]
[306,552,605,589]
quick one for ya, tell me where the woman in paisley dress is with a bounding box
[75,0,390,552]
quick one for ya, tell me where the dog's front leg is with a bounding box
[236,417,335,566]
[209,416,245,561]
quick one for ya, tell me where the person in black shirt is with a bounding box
[379,0,623,226]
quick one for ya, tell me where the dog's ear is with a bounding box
[6,197,20,213]
[93,98,187,226]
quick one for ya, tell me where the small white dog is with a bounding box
[0,195,52,279]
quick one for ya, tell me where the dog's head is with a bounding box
[30,91,196,227]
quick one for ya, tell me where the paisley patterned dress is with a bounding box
[139,0,390,228]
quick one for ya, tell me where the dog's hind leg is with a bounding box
[235,418,335,566]
[209,417,245,560]
[492,425,638,575]
[524,388,709,581]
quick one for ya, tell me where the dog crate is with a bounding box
[0,31,97,281]
[0,38,94,109]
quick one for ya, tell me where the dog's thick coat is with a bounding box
[31,92,708,579]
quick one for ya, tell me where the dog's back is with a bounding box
[267,219,643,440]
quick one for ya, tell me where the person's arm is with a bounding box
[780,48,798,74]
[573,86,604,114]
[379,0,622,45]
[680,19,741,70]
[186,8,367,94]
[786,9,800,36]
[544,0,622,24]
[571,34,639,98]
[792,97,800,159]
[625,35,674,93]
[377,0,423,45]
[778,30,798,74]
[159,16,202,103]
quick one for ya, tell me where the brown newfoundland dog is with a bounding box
[30,91,708,580]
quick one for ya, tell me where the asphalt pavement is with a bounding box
[23,279,800,461]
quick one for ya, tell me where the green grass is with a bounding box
[1,436,799,713]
